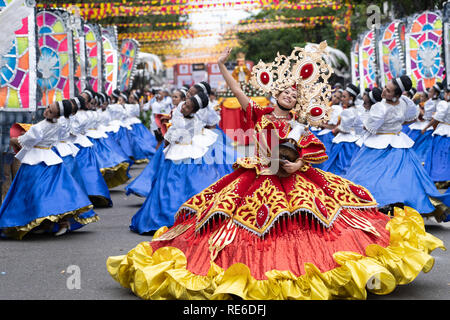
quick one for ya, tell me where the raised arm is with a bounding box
[218,47,250,112]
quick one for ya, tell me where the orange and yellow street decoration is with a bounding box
[107,15,336,29]
[36,1,343,19]
[119,17,335,42]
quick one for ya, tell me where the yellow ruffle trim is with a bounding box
[134,158,150,165]
[101,162,130,189]
[3,205,98,240]
[106,206,445,300]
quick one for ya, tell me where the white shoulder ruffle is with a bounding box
[332,132,360,143]
[423,99,437,121]
[433,101,449,124]
[408,120,433,131]
[362,132,414,149]
[15,120,62,165]
[433,123,450,137]
[164,114,214,161]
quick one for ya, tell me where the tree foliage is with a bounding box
[234,0,448,64]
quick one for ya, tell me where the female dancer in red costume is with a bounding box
[107,43,444,300]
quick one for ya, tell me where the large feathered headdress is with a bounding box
[250,41,334,126]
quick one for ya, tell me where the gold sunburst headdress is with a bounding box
[250,41,334,127]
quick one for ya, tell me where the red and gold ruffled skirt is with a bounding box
[107,166,445,300]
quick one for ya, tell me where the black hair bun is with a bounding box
[62,99,73,118]
[195,81,211,95]
[346,83,360,98]
[371,87,382,102]
[399,75,412,92]
[190,91,209,112]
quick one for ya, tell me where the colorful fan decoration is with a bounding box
[36,9,75,107]
[118,39,139,91]
[0,0,36,109]
[101,26,118,96]
[84,23,104,92]
[350,40,359,87]
[358,29,378,93]
[443,3,450,90]
[71,14,87,95]
[378,20,406,87]
[405,11,444,92]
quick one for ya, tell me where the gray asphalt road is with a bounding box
[0,158,449,300]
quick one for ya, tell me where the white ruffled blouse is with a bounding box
[53,117,79,157]
[15,119,62,166]
[195,103,221,127]
[408,98,436,131]
[433,100,450,137]
[361,97,418,149]
[124,103,142,126]
[332,106,364,143]
[164,104,216,161]
[318,104,343,136]
[70,110,94,148]
[85,110,108,139]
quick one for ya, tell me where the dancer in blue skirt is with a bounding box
[124,89,157,163]
[188,81,239,168]
[125,88,187,198]
[406,82,443,165]
[129,92,234,234]
[69,96,112,207]
[356,87,385,148]
[81,89,131,189]
[423,86,450,184]
[316,88,343,152]
[316,83,363,175]
[102,91,135,163]
[0,100,98,239]
[345,76,450,222]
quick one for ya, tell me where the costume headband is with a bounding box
[369,91,376,104]
[73,97,81,110]
[57,100,64,116]
[346,87,357,97]
[193,94,203,108]
[394,77,405,93]
[433,84,441,93]
[196,83,208,95]
[83,90,93,99]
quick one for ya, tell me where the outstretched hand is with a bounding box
[281,159,305,174]
[218,47,232,65]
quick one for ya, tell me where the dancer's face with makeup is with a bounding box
[180,99,195,117]
[43,102,59,120]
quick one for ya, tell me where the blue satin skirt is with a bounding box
[198,128,239,173]
[53,148,101,227]
[408,129,433,165]
[401,123,411,134]
[344,146,450,215]
[129,149,235,234]
[110,127,135,161]
[126,145,164,197]
[89,136,130,170]
[316,132,335,155]
[74,144,112,207]
[424,135,450,182]
[0,162,96,239]
[316,141,359,175]
[127,123,157,161]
